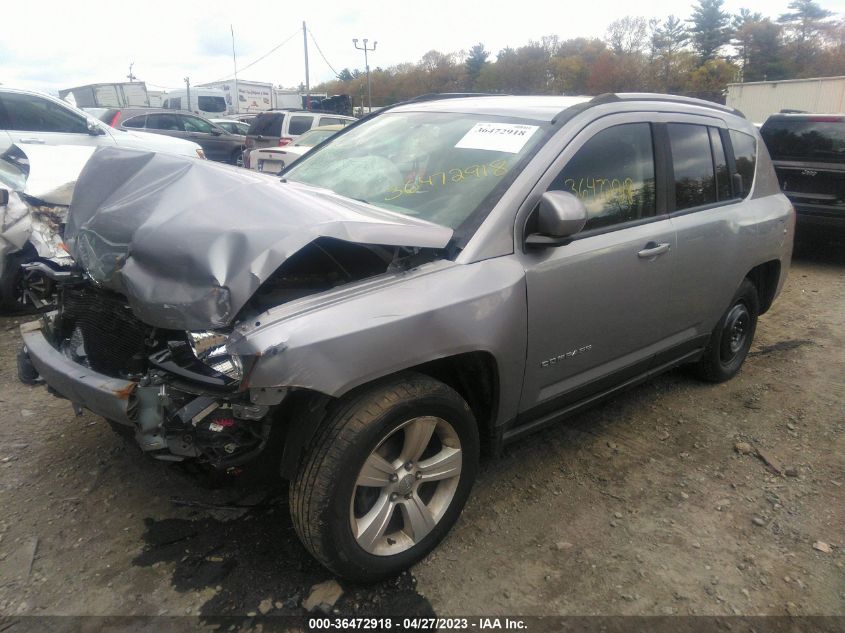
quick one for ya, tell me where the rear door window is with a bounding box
[668,123,716,210]
[122,115,146,129]
[709,127,732,201]
[288,115,314,136]
[549,122,657,231]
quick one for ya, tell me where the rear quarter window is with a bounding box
[122,115,146,129]
[288,115,314,136]
[729,130,757,196]
[248,113,283,137]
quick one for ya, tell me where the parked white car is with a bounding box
[248,124,345,175]
[0,87,205,159]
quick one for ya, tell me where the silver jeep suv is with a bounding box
[19,93,794,581]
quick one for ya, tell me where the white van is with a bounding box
[162,88,227,119]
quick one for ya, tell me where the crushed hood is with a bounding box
[64,146,453,330]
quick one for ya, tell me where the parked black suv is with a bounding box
[98,108,246,165]
[760,113,844,230]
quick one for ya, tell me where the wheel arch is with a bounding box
[276,350,501,479]
[745,259,781,315]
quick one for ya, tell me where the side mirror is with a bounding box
[525,191,588,247]
[87,119,105,136]
[0,189,8,207]
[211,128,223,136]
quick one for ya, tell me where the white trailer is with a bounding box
[59,82,150,108]
[726,76,845,124]
[198,80,275,114]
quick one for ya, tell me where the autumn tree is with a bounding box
[606,17,649,55]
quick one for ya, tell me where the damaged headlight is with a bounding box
[187,331,243,381]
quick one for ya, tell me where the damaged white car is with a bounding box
[0,144,94,311]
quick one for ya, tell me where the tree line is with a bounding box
[314,0,844,106]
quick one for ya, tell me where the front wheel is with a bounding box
[694,278,759,382]
[290,373,479,582]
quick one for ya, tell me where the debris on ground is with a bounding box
[302,580,344,613]
[734,442,754,455]
[812,541,832,554]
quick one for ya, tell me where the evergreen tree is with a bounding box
[465,44,489,89]
[689,0,731,61]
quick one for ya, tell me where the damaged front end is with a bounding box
[20,146,453,467]
[22,287,281,468]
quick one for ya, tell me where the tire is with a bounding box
[231,149,244,167]
[694,278,759,383]
[290,372,479,582]
[0,250,32,313]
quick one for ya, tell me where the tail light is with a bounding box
[109,111,121,127]
[279,137,293,147]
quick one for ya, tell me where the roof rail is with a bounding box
[403,92,506,104]
[610,93,745,118]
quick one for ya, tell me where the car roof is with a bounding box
[386,93,743,122]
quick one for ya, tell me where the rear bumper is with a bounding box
[794,207,845,230]
[20,320,136,424]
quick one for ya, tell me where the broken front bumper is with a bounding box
[21,319,136,424]
[20,319,276,465]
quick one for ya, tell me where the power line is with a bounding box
[205,28,300,84]
[308,28,341,79]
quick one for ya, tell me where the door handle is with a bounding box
[18,138,46,144]
[637,242,671,258]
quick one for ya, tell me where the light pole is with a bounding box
[353,38,377,113]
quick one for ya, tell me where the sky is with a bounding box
[1,0,843,96]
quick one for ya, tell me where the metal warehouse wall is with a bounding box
[726,76,845,124]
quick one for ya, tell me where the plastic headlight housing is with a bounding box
[187,331,242,381]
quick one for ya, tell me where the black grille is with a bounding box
[61,288,151,377]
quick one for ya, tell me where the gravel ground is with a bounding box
[0,232,842,622]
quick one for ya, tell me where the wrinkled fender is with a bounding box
[228,257,527,428]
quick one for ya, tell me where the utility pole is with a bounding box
[127,62,137,82]
[231,25,239,115]
[303,21,310,110]
[353,38,377,113]
[184,76,191,113]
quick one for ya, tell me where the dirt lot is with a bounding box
[0,233,842,623]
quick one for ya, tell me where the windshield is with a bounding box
[761,118,845,163]
[285,111,550,230]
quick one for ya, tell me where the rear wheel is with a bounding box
[695,278,759,382]
[290,373,479,582]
